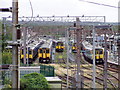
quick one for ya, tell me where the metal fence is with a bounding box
[40,65,55,77]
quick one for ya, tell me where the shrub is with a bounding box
[1,78,12,90]
[2,84,12,90]
[20,72,50,89]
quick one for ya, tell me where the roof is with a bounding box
[82,40,104,50]
[45,77,62,82]
[40,39,52,49]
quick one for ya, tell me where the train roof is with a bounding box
[82,40,104,50]
[27,39,44,50]
[40,39,52,49]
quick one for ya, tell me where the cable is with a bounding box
[21,0,34,25]
[79,0,119,8]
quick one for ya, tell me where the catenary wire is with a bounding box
[79,0,119,8]
[21,0,34,25]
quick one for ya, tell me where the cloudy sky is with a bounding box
[0,0,119,22]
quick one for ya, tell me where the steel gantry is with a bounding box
[2,16,105,24]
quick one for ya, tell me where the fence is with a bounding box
[40,65,55,77]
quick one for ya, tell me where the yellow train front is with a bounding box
[20,47,38,64]
[55,41,64,52]
[72,43,77,53]
[38,40,52,63]
[94,48,104,64]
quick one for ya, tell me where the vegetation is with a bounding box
[1,77,12,90]
[2,50,12,64]
[2,72,50,90]
[20,72,50,89]
[0,20,12,64]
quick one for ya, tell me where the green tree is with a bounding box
[2,50,12,64]
[20,72,50,89]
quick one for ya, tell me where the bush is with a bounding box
[2,84,12,90]
[20,72,50,90]
[1,78,12,90]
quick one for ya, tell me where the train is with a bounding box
[55,41,64,52]
[20,40,44,64]
[71,43,77,53]
[38,39,53,63]
[82,40,104,65]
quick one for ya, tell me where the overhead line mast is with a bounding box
[12,0,19,89]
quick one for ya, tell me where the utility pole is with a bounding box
[66,28,69,88]
[92,25,96,89]
[95,25,110,89]
[23,27,27,64]
[27,28,29,66]
[118,4,120,89]
[103,28,108,89]
[76,17,82,89]
[12,0,19,89]
[3,17,7,36]
[118,25,120,89]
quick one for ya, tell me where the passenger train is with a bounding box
[82,41,104,64]
[20,40,44,64]
[38,39,53,63]
[55,41,64,52]
[71,43,77,53]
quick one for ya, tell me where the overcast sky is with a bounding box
[0,0,119,22]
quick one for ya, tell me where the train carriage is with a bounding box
[82,40,104,64]
[72,43,77,53]
[20,40,44,64]
[38,39,53,63]
[55,41,64,52]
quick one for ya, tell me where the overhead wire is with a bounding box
[21,0,34,25]
[79,0,119,8]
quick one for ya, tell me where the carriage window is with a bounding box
[22,49,23,54]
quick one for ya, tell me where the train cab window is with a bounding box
[46,49,49,53]
[29,50,32,54]
[95,50,99,54]
[61,43,63,46]
[57,43,60,45]
[57,42,63,46]
[40,49,42,53]
[99,50,103,54]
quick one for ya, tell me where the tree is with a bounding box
[2,50,12,64]
[20,72,50,89]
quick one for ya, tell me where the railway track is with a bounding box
[48,50,119,88]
